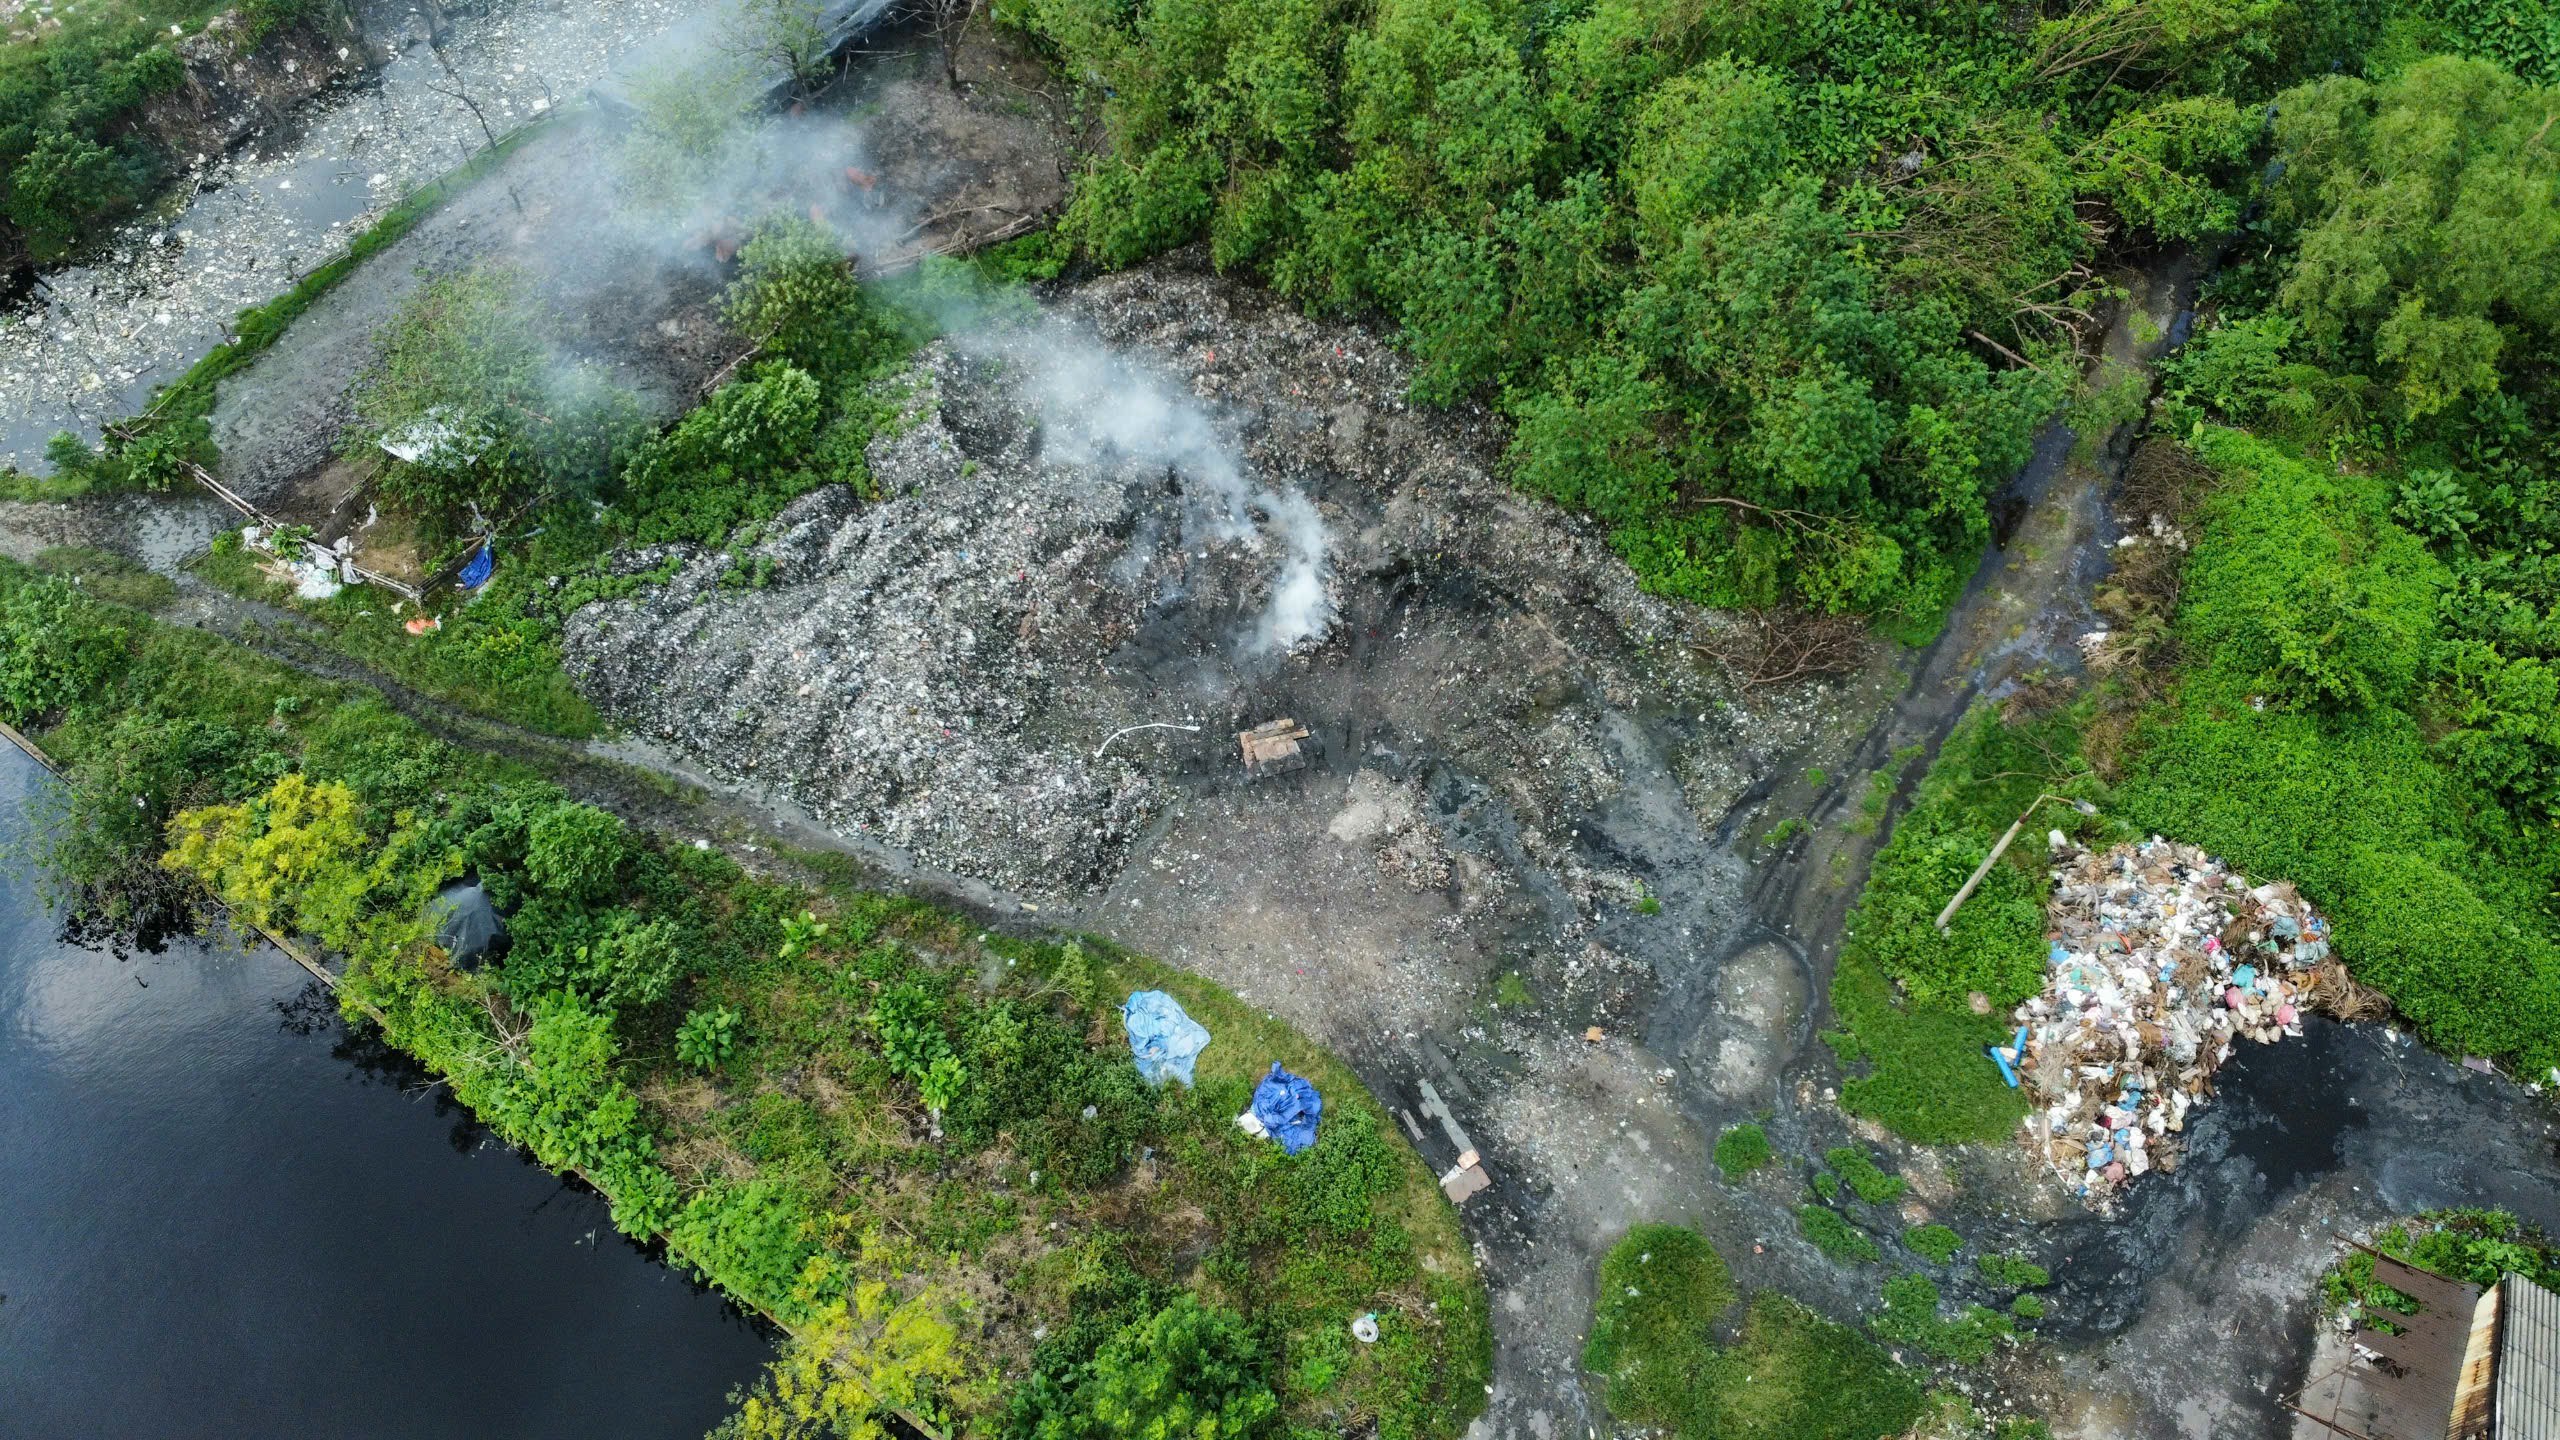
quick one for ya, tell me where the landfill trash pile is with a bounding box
[563,258,1717,903]
[2001,837,2341,1207]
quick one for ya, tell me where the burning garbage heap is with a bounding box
[2002,837,2355,1208]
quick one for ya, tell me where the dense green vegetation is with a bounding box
[994,0,2398,628]
[1829,43,2560,1140]
[1584,1224,1932,1440]
[0,0,334,270]
[0,554,1489,1439]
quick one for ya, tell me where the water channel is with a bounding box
[0,747,772,1436]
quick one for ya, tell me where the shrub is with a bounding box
[161,773,403,951]
[1003,1293,1279,1440]
[679,1003,744,1072]
[524,801,632,904]
[0,572,131,722]
[1905,1224,1962,1265]
[616,362,827,546]
[1798,1206,1881,1264]
[669,1179,823,1320]
[1713,1122,1774,1179]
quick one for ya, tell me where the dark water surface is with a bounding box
[0,749,772,1437]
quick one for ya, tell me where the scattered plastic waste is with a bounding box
[457,543,495,590]
[378,407,493,468]
[1122,990,1210,1088]
[1351,1313,1380,1344]
[2003,837,2339,1207]
[1248,1063,1322,1156]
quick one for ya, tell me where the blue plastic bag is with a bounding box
[1122,990,1210,1088]
[1250,1063,1322,1156]
[457,544,494,589]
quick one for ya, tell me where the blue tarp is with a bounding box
[1250,1062,1322,1156]
[1123,990,1210,1088]
[457,544,494,589]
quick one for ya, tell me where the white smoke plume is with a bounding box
[1009,326,1334,654]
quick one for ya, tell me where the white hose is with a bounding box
[1093,722,1202,759]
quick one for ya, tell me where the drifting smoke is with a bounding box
[1010,327,1334,654]
[520,1,1336,654]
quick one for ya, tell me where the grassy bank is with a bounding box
[0,552,1489,1439]
[1,1,344,270]
[4,111,558,505]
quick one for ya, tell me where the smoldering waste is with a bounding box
[2004,837,2349,1208]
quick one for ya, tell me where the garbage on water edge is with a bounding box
[2000,836,2355,1209]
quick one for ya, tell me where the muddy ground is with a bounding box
[9,20,2560,1440]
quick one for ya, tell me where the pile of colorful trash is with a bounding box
[1992,837,2335,1207]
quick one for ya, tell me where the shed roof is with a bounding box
[2499,1274,2560,1440]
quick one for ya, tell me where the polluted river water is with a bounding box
[0,746,774,1436]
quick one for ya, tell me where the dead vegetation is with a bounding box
[1689,608,1872,689]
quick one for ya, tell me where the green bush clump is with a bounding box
[1713,1122,1774,1179]
[1870,1272,2014,1365]
[1976,1252,2050,1290]
[1798,1206,1881,1265]
[2010,1293,2046,1320]
[1904,1224,1962,1265]
[523,802,632,904]
[1583,1224,1739,1428]
[1583,1224,1924,1440]
[1824,1147,1909,1205]
[0,571,131,723]
[678,1004,743,1072]
[1005,1293,1279,1440]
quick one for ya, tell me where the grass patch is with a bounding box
[1975,1252,2050,1290]
[1712,1122,1773,1180]
[1824,1146,1908,1204]
[1585,1226,1924,1440]
[1824,704,2092,1144]
[1798,1205,1881,1264]
[33,545,177,611]
[1870,1273,2015,1365]
[1904,1224,1961,1265]
[1493,971,1534,1008]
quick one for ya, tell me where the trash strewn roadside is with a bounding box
[2000,837,2358,1207]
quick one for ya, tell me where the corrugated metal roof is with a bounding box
[2498,1274,2560,1440]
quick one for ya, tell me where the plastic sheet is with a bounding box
[1122,990,1210,1088]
